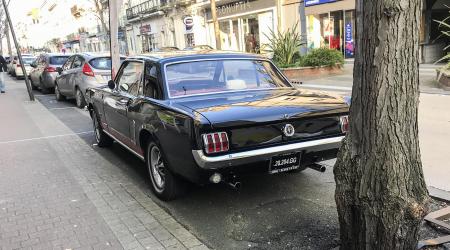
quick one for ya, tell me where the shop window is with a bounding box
[185,33,195,48]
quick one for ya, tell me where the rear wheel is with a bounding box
[75,88,86,108]
[55,84,65,101]
[40,78,51,94]
[92,109,113,147]
[146,141,186,201]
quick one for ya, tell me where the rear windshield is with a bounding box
[50,56,69,65]
[89,57,125,70]
[165,59,290,97]
[22,57,35,65]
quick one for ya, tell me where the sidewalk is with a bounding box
[0,78,208,249]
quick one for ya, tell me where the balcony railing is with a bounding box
[126,0,168,20]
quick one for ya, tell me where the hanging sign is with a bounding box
[344,22,354,57]
[305,0,338,7]
[183,16,194,33]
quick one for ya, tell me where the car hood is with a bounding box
[171,88,349,127]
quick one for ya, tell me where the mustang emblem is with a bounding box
[282,124,295,137]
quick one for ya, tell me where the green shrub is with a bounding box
[434,6,450,68]
[265,23,303,67]
[298,48,344,67]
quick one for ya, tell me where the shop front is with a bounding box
[305,0,355,58]
[205,0,277,53]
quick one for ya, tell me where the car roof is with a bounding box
[77,52,126,60]
[44,53,72,57]
[132,50,268,64]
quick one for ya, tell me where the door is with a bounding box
[104,60,144,143]
[65,56,84,97]
[57,56,74,94]
[30,56,41,85]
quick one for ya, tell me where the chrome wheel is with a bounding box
[55,85,61,100]
[149,146,166,192]
[76,89,83,107]
[92,116,101,143]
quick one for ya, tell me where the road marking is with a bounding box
[0,131,94,144]
[33,94,55,97]
[49,107,79,110]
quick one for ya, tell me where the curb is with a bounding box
[428,186,450,202]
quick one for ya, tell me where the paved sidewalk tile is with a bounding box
[0,78,208,249]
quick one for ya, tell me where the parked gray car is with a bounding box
[55,53,125,108]
[29,53,71,93]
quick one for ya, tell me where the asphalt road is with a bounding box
[19,79,341,250]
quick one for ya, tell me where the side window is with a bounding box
[63,56,74,70]
[116,61,144,97]
[144,63,160,99]
[72,56,84,68]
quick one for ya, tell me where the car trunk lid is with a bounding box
[173,88,349,151]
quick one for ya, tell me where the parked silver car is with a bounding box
[29,53,71,93]
[55,53,125,108]
[7,54,33,76]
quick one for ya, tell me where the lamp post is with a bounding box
[299,0,307,55]
[1,0,34,101]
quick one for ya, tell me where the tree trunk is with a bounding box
[334,0,429,249]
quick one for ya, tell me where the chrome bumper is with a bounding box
[192,136,345,169]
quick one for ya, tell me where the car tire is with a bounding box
[75,88,86,109]
[55,84,65,101]
[146,141,186,201]
[92,109,113,147]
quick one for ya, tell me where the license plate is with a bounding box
[269,152,301,174]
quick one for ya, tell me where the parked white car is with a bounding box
[14,56,36,79]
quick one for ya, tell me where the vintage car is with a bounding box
[86,51,349,201]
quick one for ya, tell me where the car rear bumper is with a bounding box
[191,136,344,170]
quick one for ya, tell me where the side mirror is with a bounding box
[30,62,36,68]
[108,80,115,90]
[56,67,63,75]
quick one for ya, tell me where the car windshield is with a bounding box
[49,56,70,65]
[89,57,126,70]
[22,57,35,65]
[165,59,290,97]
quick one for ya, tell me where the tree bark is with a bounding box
[334,0,429,249]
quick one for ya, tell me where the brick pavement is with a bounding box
[0,77,208,249]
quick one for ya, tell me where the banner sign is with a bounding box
[305,0,338,7]
[344,22,354,57]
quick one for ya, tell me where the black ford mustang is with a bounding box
[86,51,349,200]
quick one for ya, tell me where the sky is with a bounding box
[3,0,98,49]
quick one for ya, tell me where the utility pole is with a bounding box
[5,21,11,56]
[2,0,34,101]
[108,0,121,79]
[210,0,221,50]
[299,0,307,55]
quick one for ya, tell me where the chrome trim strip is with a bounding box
[192,136,345,169]
[103,130,145,161]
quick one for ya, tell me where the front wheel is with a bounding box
[92,110,113,147]
[55,84,65,101]
[146,142,186,201]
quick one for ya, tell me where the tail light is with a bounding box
[16,64,21,67]
[82,63,95,77]
[340,115,349,133]
[202,132,229,154]
[44,66,56,72]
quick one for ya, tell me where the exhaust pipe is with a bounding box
[308,163,326,173]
